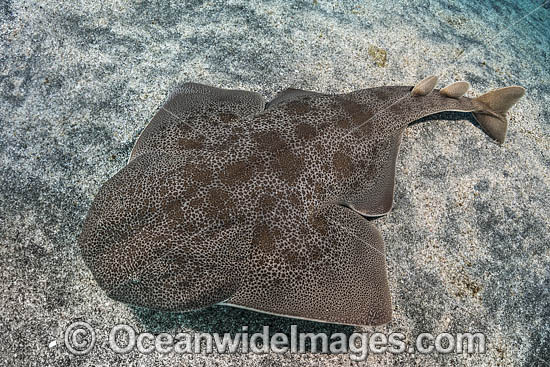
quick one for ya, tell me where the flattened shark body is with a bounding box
[79,77,524,325]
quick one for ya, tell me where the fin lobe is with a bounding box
[472,86,525,144]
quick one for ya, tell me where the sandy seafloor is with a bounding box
[1,0,549,366]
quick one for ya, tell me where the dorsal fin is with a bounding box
[411,75,438,96]
[440,81,470,98]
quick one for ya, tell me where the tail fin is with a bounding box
[473,86,526,144]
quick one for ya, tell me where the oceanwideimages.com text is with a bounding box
[64,322,486,360]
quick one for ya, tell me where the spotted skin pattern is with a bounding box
[79,80,524,326]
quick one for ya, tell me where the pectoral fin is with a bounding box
[346,129,404,217]
[222,203,392,326]
[266,88,323,109]
[130,83,265,161]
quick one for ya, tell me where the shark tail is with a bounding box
[472,86,526,144]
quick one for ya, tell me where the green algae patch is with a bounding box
[368,45,387,67]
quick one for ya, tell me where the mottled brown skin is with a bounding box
[79,80,524,326]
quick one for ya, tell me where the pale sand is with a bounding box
[1,1,548,365]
